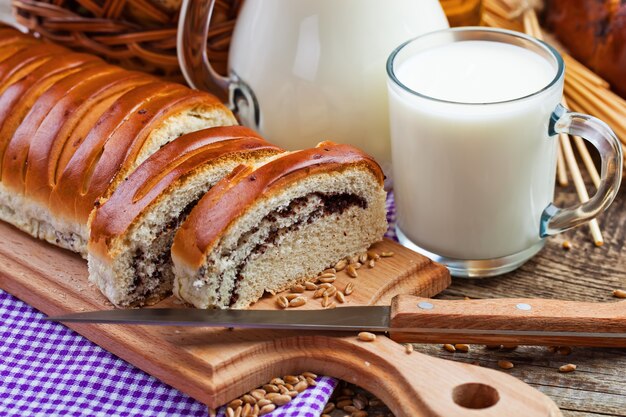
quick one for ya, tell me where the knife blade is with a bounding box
[48,295,626,347]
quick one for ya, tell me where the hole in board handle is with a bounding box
[452,383,500,409]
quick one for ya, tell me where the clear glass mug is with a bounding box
[386,27,622,277]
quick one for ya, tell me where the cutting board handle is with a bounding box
[233,333,561,417]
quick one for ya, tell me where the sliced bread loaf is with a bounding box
[171,142,388,309]
[88,126,283,307]
[0,30,235,255]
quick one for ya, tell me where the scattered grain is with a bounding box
[276,296,289,309]
[336,291,346,303]
[294,380,308,393]
[443,344,456,352]
[367,251,380,260]
[284,375,300,385]
[326,301,337,309]
[358,332,376,342]
[380,251,394,258]
[257,399,272,407]
[359,253,368,264]
[353,262,362,270]
[259,404,276,415]
[302,372,317,379]
[290,284,305,293]
[229,399,243,409]
[455,344,470,353]
[305,377,317,386]
[319,275,337,283]
[353,411,369,417]
[250,389,266,400]
[335,259,348,271]
[270,378,284,386]
[304,281,317,291]
[559,364,577,373]
[346,265,358,278]
[337,399,353,409]
[562,240,572,250]
[323,268,337,275]
[613,289,626,298]
[405,344,414,354]
[323,403,336,413]
[353,397,366,410]
[242,394,256,404]
[322,294,331,308]
[367,259,376,268]
[263,384,279,393]
[498,360,514,370]
[323,286,337,298]
[272,394,292,406]
[313,288,326,299]
[289,296,307,307]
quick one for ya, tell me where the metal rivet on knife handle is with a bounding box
[417,301,434,310]
[516,303,532,311]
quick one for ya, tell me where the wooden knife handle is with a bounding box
[389,295,626,347]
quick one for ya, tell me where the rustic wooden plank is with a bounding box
[415,180,626,416]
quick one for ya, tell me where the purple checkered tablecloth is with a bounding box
[0,194,398,417]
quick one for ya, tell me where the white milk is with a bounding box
[228,0,448,182]
[388,40,562,260]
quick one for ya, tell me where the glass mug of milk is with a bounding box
[387,27,622,277]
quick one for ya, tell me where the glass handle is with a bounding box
[540,104,623,237]
[177,0,231,99]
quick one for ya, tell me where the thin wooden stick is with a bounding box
[559,132,604,246]
[556,140,569,186]
[523,8,604,245]
[573,136,600,188]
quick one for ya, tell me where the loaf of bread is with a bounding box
[0,25,236,256]
[543,0,626,97]
[88,126,283,307]
[0,24,389,310]
[171,142,388,309]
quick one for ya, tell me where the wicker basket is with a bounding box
[11,0,480,82]
[12,0,243,81]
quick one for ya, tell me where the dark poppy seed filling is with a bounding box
[192,192,367,307]
[129,196,202,304]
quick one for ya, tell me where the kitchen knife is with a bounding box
[48,295,626,347]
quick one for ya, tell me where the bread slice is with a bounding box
[88,126,283,307]
[171,142,388,309]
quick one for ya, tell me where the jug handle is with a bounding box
[177,0,230,99]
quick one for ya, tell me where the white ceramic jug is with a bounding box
[178,0,448,181]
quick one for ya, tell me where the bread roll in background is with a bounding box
[171,142,388,309]
[543,0,626,97]
[88,127,283,307]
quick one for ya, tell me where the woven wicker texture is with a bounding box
[12,0,243,81]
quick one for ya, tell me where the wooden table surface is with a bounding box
[412,180,626,416]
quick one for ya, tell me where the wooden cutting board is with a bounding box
[0,221,562,417]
